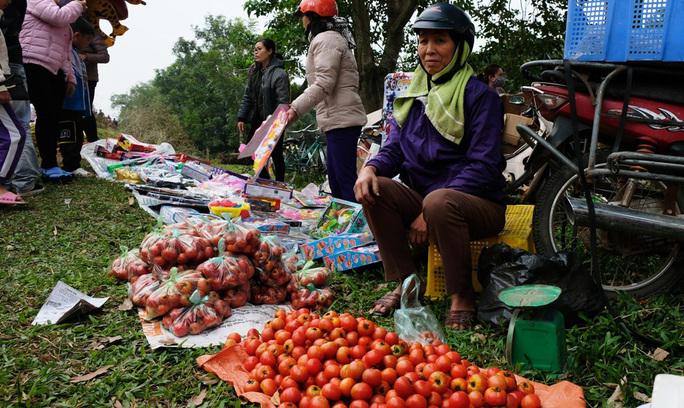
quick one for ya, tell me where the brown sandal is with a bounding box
[369,288,402,317]
[445,310,476,330]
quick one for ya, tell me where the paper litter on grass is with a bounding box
[140,303,291,349]
[32,281,109,325]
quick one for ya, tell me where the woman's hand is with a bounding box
[237,121,245,135]
[354,166,380,205]
[66,82,76,97]
[409,212,428,246]
[286,108,298,123]
[0,90,10,104]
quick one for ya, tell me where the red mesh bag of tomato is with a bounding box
[196,240,255,291]
[161,290,232,337]
[250,283,288,305]
[221,222,261,255]
[110,247,151,282]
[253,236,292,287]
[223,281,250,308]
[195,219,230,247]
[289,286,334,310]
[140,230,215,269]
[128,273,160,306]
[144,267,204,319]
[294,261,331,288]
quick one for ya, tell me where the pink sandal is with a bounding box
[0,191,26,205]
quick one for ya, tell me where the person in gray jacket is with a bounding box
[288,0,367,201]
[237,38,290,181]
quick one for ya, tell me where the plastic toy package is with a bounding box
[251,106,289,177]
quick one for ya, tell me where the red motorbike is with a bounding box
[511,59,684,297]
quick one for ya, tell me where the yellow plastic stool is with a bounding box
[425,205,535,299]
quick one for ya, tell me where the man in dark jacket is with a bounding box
[2,0,42,195]
[237,38,290,181]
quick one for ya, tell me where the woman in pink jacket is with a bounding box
[20,0,85,180]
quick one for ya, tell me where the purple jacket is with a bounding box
[20,0,84,84]
[367,77,506,204]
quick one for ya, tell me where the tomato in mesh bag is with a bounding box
[290,286,334,310]
[196,240,255,291]
[222,222,261,254]
[223,281,250,308]
[141,230,215,269]
[252,236,292,287]
[128,273,160,306]
[161,290,232,337]
[144,268,204,319]
[250,283,288,305]
[110,247,151,281]
[195,219,230,247]
[294,262,331,288]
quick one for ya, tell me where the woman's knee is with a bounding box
[423,189,466,221]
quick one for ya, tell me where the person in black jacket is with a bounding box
[1,0,42,195]
[237,38,290,181]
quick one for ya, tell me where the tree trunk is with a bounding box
[350,0,419,113]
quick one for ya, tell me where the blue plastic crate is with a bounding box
[564,0,684,62]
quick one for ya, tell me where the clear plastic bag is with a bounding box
[223,282,250,308]
[140,229,215,269]
[128,273,160,306]
[110,247,150,282]
[253,236,292,287]
[250,283,288,305]
[162,290,232,337]
[221,222,261,255]
[294,261,331,288]
[144,268,204,319]
[196,241,255,291]
[393,274,446,344]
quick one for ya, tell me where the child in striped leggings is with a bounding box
[0,1,27,205]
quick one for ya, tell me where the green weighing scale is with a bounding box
[498,285,566,373]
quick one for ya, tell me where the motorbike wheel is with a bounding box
[532,156,683,298]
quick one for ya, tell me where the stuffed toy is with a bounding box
[85,0,146,47]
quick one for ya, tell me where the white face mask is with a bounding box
[493,77,507,88]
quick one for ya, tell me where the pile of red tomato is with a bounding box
[230,308,543,408]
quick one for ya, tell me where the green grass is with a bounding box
[1,176,682,407]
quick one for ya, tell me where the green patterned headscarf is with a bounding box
[393,42,474,145]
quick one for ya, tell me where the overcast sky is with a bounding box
[94,0,264,118]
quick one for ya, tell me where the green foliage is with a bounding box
[112,16,259,159]
[154,16,258,156]
[466,0,567,91]
[112,83,195,154]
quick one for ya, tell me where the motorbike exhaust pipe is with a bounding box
[567,197,684,241]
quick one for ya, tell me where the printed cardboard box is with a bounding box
[300,233,374,260]
[323,244,381,272]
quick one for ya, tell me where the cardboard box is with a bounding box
[503,114,533,147]
[300,233,374,260]
[323,244,381,272]
[244,178,293,201]
[180,162,212,182]
[241,218,290,234]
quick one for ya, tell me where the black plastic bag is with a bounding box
[476,244,606,326]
